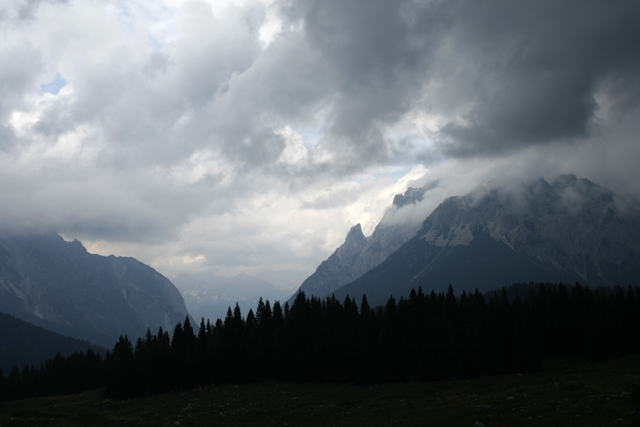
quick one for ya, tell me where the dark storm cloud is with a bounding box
[434,1,640,156]
[274,0,445,162]
[271,0,640,160]
[20,0,637,187]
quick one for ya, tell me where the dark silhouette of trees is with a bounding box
[3,282,640,401]
[0,349,103,401]
[104,335,135,398]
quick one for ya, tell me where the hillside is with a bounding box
[0,312,106,373]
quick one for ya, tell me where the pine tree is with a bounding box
[105,335,136,398]
[271,301,286,379]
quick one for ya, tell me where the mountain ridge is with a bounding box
[0,233,191,348]
[330,175,640,306]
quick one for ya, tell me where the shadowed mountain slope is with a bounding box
[0,311,107,373]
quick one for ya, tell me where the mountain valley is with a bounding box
[172,273,288,323]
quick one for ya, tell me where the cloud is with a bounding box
[431,2,640,157]
[0,0,639,288]
[0,0,68,22]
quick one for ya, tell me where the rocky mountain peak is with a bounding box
[447,176,638,274]
[551,173,578,189]
[392,187,427,208]
[69,238,86,250]
[288,182,440,302]
[336,224,368,259]
[419,175,634,249]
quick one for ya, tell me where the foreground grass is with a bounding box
[2,356,640,427]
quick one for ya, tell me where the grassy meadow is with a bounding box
[1,355,639,427]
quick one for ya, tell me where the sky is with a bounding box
[1,0,639,292]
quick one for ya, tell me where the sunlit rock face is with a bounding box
[0,233,190,348]
[289,185,431,303]
[418,175,640,280]
[332,175,640,307]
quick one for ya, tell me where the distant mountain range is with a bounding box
[0,233,191,348]
[173,273,288,323]
[293,175,640,307]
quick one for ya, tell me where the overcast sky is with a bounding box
[1,0,639,291]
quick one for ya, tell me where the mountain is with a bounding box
[0,233,191,348]
[331,175,640,306]
[288,184,435,303]
[173,273,288,322]
[0,311,107,373]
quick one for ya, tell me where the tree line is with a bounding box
[1,282,639,400]
[0,311,105,375]
[0,349,103,400]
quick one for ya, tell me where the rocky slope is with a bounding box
[288,185,433,302]
[332,175,640,306]
[0,233,191,348]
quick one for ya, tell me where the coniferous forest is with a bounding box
[1,282,639,401]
